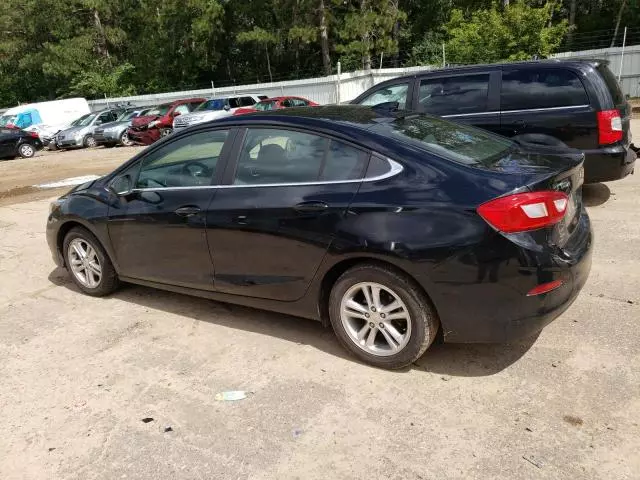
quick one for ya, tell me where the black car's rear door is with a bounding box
[413,70,501,133]
[0,129,19,158]
[107,128,234,290]
[205,126,368,301]
[498,66,596,150]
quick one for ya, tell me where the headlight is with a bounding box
[49,198,65,214]
[148,120,160,128]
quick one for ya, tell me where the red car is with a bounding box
[233,96,319,115]
[128,98,205,145]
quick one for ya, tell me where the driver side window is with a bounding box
[136,130,229,189]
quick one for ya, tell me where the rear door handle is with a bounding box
[512,120,526,128]
[293,201,329,213]
[174,206,202,217]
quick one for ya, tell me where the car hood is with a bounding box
[58,125,92,137]
[132,115,160,127]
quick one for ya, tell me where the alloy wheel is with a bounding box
[85,136,97,148]
[339,282,412,356]
[120,132,132,146]
[67,238,102,288]
[19,144,34,157]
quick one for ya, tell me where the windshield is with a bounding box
[71,113,96,127]
[255,101,277,111]
[0,115,17,126]
[195,99,225,111]
[373,114,513,166]
[147,104,171,116]
[117,110,139,121]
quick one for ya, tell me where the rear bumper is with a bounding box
[95,130,121,144]
[421,214,593,344]
[583,144,636,183]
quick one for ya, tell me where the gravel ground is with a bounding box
[0,131,638,479]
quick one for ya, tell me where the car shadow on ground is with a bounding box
[582,182,611,207]
[49,267,537,377]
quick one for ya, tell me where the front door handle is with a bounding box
[293,201,329,213]
[175,206,202,217]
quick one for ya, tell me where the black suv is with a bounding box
[352,60,636,183]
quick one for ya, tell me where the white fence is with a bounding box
[552,45,640,97]
[87,65,432,111]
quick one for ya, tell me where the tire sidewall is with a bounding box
[120,131,132,146]
[62,227,116,296]
[329,265,436,369]
[84,135,96,148]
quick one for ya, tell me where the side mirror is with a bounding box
[109,174,133,196]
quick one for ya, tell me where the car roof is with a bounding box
[381,58,606,82]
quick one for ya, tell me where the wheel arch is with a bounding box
[56,219,116,271]
[317,256,442,335]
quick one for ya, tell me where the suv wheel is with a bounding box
[329,264,439,369]
[18,143,35,158]
[63,227,119,296]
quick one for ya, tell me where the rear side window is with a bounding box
[501,68,589,111]
[597,64,625,105]
[228,98,241,108]
[418,74,490,115]
[239,96,257,107]
[174,104,190,115]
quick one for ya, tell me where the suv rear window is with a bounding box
[501,68,589,110]
[597,63,625,105]
[371,114,513,167]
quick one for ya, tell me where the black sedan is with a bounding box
[0,127,43,159]
[46,106,592,369]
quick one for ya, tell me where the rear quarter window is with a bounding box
[501,68,589,110]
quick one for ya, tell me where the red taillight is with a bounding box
[527,279,564,296]
[29,131,39,138]
[597,109,623,145]
[477,191,569,233]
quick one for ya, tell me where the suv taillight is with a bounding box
[597,109,623,145]
[477,191,569,233]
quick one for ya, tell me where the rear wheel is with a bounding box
[18,143,36,158]
[160,128,172,137]
[63,227,119,296]
[120,131,133,146]
[83,135,97,148]
[329,264,439,369]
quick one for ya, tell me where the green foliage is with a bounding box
[445,3,569,64]
[0,0,635,106]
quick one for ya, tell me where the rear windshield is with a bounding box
[597,63,625,105]
[372,115,513,167]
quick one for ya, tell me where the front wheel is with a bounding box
[160,128,172,137]
[83,135,97,148]
[120,131,133,146]
[63,227,119,296]
[18,143,36,158]
[329,264,439,369]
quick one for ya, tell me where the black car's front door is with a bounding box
[107,129,232,289]
[414,71,501,133]
[206,127,368,301]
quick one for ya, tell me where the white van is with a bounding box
[0,98,90,134]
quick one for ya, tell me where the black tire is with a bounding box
[120,131,133,146]
[47,142,59,151]
[83,135,97,148]
[18,142,36,158]
[63,227,119,297]
[328,263,439,369]
[160,128,172,137]
[103,143,116,148]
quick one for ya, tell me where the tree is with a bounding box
[237,27,278,82]
[445,2,569,64]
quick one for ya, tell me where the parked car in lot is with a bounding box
[55,109,124,149]
[173,94,267,131]
[233,96,319,115]
[0,127,43,159]
[128,99,205,145]
[46,105,592,369]
[0,98,90,132]
[352,59,636,183]
[94,107,153,147]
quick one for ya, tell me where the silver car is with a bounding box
[94,108,152,147]
[173,94,267,131]
[55,109,121,149]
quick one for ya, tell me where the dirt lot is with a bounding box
[0,134,639,479]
